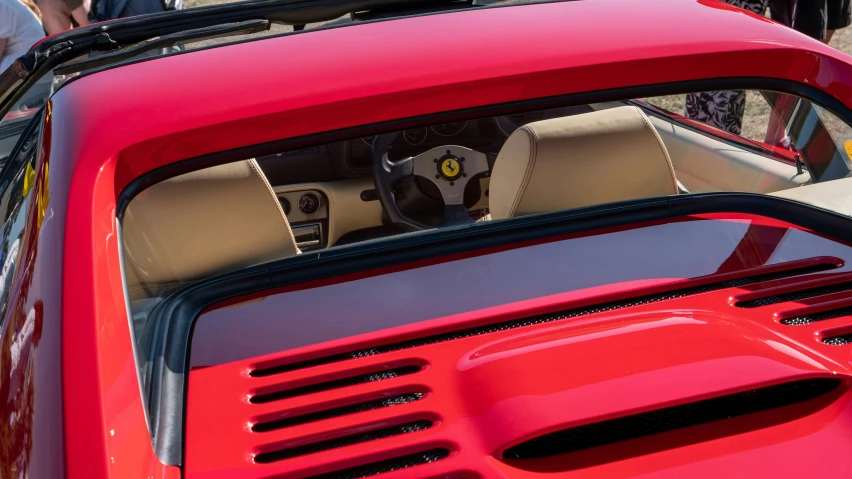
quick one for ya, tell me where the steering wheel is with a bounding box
[372,132,491,231]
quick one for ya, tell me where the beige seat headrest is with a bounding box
[489,105,679,219]
[122,159,299,300]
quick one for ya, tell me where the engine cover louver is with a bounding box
[308,448,451,479]
[185,220,852,479]
[502,378,840,460]
[251,392,425,433]
[732,270,852,346]
[254,420,435,464]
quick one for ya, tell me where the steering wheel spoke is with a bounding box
[373,137,490,230]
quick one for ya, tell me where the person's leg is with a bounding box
[769,0,795,25]
[826,0,852,42]
[792,0,828,40]
[684,0,769,135]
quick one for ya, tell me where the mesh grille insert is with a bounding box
[254,420,433,463]
[250,366,421,404]
[253,263,834,376]
[307,448,450,479]
[252,393,424,432]
[823,334,852,346]
[737,281,852,308]
[502,378,840,459]
[781,306,852,326]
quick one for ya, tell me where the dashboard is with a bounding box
[256,106,595,246]
[347,117,510,170]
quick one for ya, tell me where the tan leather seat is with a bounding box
[488,105,679,219]
[770,175,852,216]
[122,159,299,301]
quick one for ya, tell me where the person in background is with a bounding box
[685,0,849,136]
[684,0,768,135]
[36,0,89,35]
[0,0,46,72]
[770,0,850,43]
[826,0,851,43]
[0,0,53,112]
[89,0,181,22]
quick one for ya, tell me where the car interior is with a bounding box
[120,92,852,325]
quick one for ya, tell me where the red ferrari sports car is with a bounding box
[4,0,852,477]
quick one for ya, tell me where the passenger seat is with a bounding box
[487,105,680,219]
[122,159,299,302]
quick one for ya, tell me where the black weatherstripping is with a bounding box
[53,20,271,76]
[502,378,840,459]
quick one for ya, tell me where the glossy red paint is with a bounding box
[0,112,64,478]
[186,215,852,478]
[31,0,852,478]
[51,0,852,196]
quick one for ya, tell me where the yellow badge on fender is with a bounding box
[845,140,852,160]
[22,162,35,198]
[440,157,461,180]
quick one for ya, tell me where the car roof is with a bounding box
[50,0,852,192]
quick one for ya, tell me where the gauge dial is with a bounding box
[298,193,320,215]
[430,121,468,136]
[280,197,291,216]
[402,127,428,145]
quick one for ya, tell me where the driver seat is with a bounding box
[487,105,679,219]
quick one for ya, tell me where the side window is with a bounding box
[0,118,40,326]
[642,89,852,183]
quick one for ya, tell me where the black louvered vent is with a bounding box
[250,365,421,404]
[502,378,840,460]
[252,392,424,432]
[306,448,450,479]
[781,306,852,326]
[823,334,852,346]
[252,262,835,377]
[737,281,852,308]
[255,420,434,463]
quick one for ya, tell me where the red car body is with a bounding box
[5,0,852,477]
